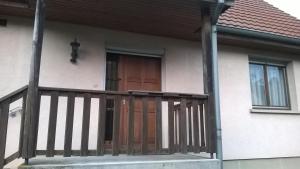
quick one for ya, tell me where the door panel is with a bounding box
[118,55,161,148]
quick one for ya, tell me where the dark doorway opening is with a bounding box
[104,53,119,141]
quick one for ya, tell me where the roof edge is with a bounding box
[217,25,300,46]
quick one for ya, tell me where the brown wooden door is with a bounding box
[118,54,161,148]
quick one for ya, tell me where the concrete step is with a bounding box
[19,154,220,169]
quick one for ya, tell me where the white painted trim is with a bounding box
[250,109,300,115]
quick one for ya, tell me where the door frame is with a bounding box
[104,51,165,92]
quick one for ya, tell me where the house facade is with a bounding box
[1,0,300,169]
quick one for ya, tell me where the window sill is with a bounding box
[250,109,300,115]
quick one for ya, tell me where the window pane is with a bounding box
[267,66,288,107]
[250,64,267,106]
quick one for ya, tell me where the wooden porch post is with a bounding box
[22,0,46,159]
[201,8,217,154]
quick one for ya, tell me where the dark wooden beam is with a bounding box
[28,0,35,9]
[201,10,216,154]
[0,0,29,8]
[22,0,45,159]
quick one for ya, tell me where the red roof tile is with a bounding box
[218,0,300,39]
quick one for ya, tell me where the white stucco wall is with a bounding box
[1,16,300,161]
[218,47,300,160]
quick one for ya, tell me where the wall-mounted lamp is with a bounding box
[70,38,80,63]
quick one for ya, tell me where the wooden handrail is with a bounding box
[39,86,208,99]
[0,85,28,103]
[0,86,28,169]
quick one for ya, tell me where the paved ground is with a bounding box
[17,154,220,169]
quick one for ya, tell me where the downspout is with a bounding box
[212,24,223,168]
[212,0,224,168]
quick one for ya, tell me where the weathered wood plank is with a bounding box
[97,94,106,155]
[112,96,121,155]
[33,94,41,154]
[0,101,10,169]
[141,97,148,154]
[3,151,19,166]
[155,97,162,153]
[64,93,75,157]
[39,87,208,100]
[180,98,187,153]
[81,94,91,156]
[200,101,206,147]
[46,92,59,157]
[0,86,27,103]
[201,13,217,154]
[188,104,192,149]
[23,0,46,159]
[193,100,200,153]
[18,93,27,157]
[127,96,135,155]
[168,99,174,154]
[174,106,179,152]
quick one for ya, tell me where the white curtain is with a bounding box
[250,64,267,106]
[267,66,287,107]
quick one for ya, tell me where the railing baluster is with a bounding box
[64,93,75,157]
[127,95,135,155]
[200,101,206,148]
[188,103,192,150]
[155,97,162,153]
[46,92,59,157]
[112,96,121,155]
[192,100,200,153]
[18,93,27,157]
[180,98,187,153]
[174,105,179,152]
[81,94,91,156]
[141,97,148,154]
[168,99,174,154]
[0,100,10,169]
[97,94,107,155]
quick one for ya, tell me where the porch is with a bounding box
[1,85,211,164]
[0,0,232,168]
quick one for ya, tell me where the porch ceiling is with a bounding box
[0,0,230,41]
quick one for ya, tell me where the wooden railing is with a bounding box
[0,86,28,169]
[36,87,211,157]
[0,86,213,168]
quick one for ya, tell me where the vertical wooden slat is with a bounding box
[18,93,27,157]
[155,97,162,153]
[192,100,200,153]
[168,99,174,154]
[112,96,121,155]
[46,92,59,157]
[64,93,75,157]
[188,104,192,150]
[204,99,211,151]
[81,94,91,156]
[174,106,179,152]
[141,97,148,154]
[33,94,41,153]
[180,98,187,153]
[0,100,10,169]
[127,95,135,155]
[200,101,206,148]
[97,94,106,155]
